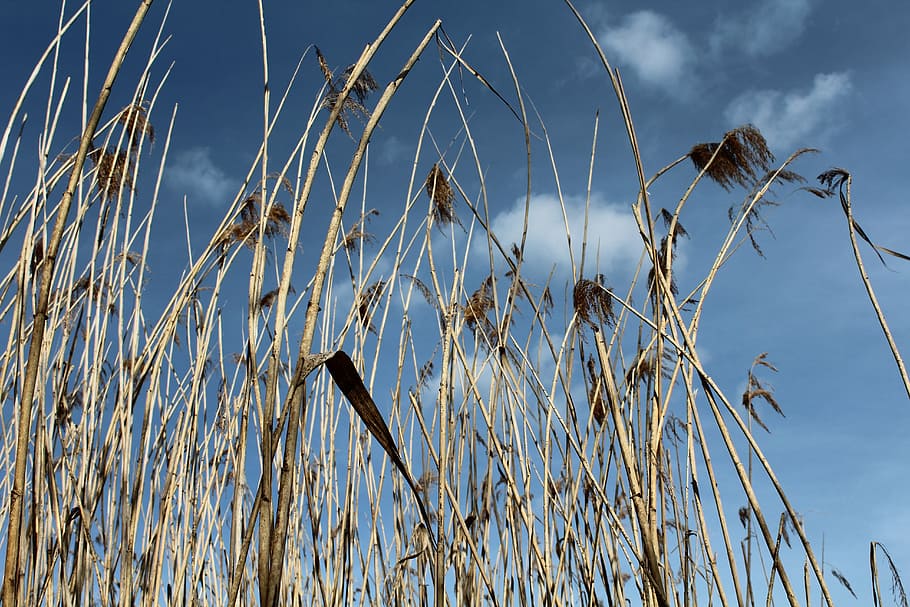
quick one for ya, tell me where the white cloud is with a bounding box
[487,193,641,277]
[724,72,852,150]
[598,11,695,94]
[375,135,409,165]
[711,0,812,56]
[166,147,233,206]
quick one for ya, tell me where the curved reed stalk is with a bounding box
[822,169,910,399]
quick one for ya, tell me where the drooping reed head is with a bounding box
[424,163,456,226]
[573,274,614,328]
[689,125,773,190]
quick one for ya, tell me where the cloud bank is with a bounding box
[598,11,695,95]
[488,193,641,278]
[711,0,813,56]
[725,72,852,150]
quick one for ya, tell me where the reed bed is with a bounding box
[0,2,905,606]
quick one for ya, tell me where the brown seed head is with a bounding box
[689,125,773,190]
[424,164,456,226]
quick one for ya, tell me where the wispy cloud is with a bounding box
[374,135,409,165]
[711,0,812,56]
[572,55,600,82]
[725,72,852,150]
[166,147,233,206]
[598,11,695,95]
[487,193,641,277]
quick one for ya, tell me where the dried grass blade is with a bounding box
[873,243,910,262]
[871,542,908,607]
[818,168,910,400]
[325,351,436,546]
[434,31,522,124]
[830,568,857,599]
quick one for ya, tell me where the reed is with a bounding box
[0,2,904,606]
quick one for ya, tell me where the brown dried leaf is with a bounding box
[831,568,857,599]
[325,351,435,546]
[30,240,44,276]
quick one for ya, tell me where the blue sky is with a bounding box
[2,0,909,603]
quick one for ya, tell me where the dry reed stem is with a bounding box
[492,34,533,358]
[606,276,835,606]
[559,17,678,597]
[2,3,155,604]
[253,13,439,606]
[593,328,670,607]
[0,3,90,182]
[434,272,460,607]
[233,5,376,597]
[822,169,910,400]
[685,149,816,338]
